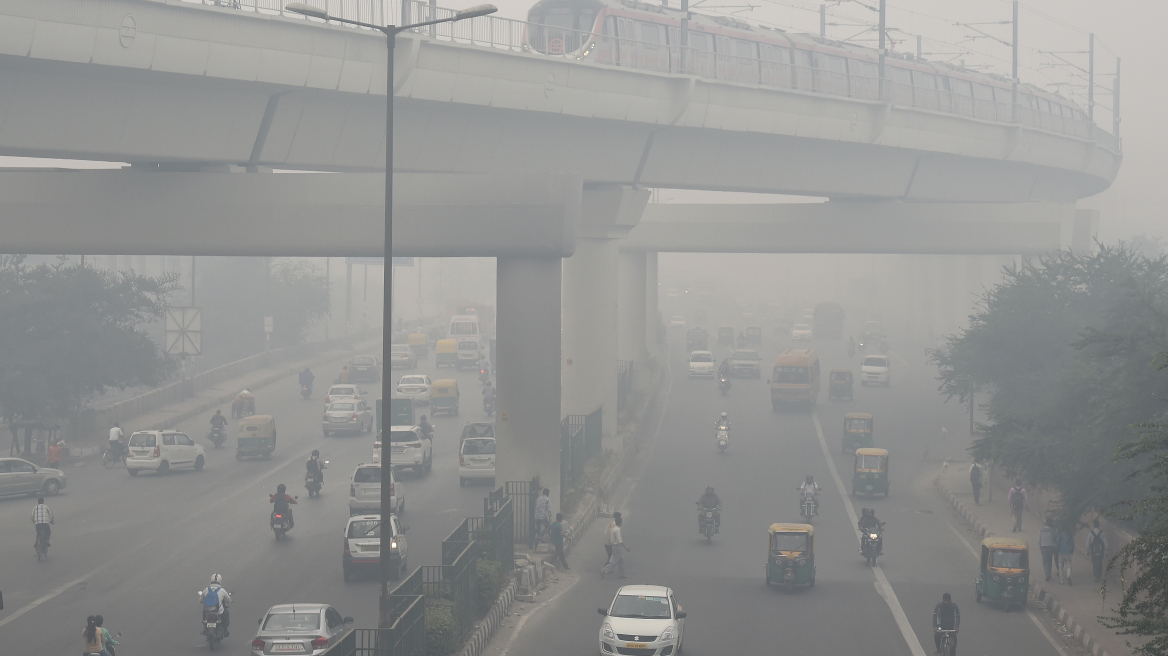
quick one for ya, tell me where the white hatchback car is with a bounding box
[688,351,715,378]
[458,436,496,487]
[396,375,432,406]
[597,585,687,656]
[861,355,891,386]
[348,463,404,516]
[126,430,206,476]
[343,513,408,582]
[387,426,433,474]
[791,323,814,340]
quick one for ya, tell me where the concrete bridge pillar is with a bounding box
[494,256,563,506]
[617,250,648,376]
[561,187,649,436]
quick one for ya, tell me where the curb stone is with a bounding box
[933,476,1112,656]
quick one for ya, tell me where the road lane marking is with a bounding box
[0,574,91,630]
[812,412,928,656]
[943,514,1070,656]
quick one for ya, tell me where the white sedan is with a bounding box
[598,585,687,656]
[688,351,715,378]
[791,323,814,340]
[396,375,432,405]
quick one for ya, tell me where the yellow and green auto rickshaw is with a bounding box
[717,326,735,347]
[975,537,1029,611]
[430,379,460,416]
[852,447,889,496]
[236,415,277,460]
[765,523,815,590]
[408,333,429,359]
[828,369,854,401]
[436,339,457,368]
[842,412,873,453]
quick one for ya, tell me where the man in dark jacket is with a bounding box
[933,592,960,655]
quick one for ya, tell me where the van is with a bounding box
[455,340,481,369]
[771,348,821,410]
[860,355,891,386]
[448,315,481,344]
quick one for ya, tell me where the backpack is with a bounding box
[1089,530,1105,557]
[1010,488,1024,510]
[203,587,220,608]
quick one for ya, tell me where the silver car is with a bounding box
[322,400,374,436]
[0,458,67,497]
[251,603,353,655]
[730,349,763,378]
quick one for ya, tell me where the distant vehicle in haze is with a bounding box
[324,385,366,406]
[860,355,891,386]
[730,349,763,378]
[396,375,432,406]
[771,348,821,410]
[322,400,374,436]
[347,355,381,382]
[813,302,845,340]
[791,324,814,341]
[389,344,417,370]
[688,351,715,378]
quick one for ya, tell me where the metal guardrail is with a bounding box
[188,0,1119,152]
[321,596,425,656]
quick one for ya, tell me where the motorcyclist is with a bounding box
[270,484,297,526]
[199,573,232,637]
[482,381,496,406]
[31,496,53,549]
[697,486,722,533]
[210,410,228,431]
[858,507,884,554]
[718,358,731,379]
[715,411,730,428]
[797,475,820,515]
[306,450,325,485]
[419,415,434,441]
[299,367,315,394]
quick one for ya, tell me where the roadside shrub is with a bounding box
[475,558,504,616]
[425,598,458,656]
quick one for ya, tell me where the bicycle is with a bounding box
[34,524,50,561]
[102,443,126,468]
[936,629,957,656]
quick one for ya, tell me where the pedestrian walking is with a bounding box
[1008,479,1028,532]
[548,512,569,570]
[603,511,621,562]
[1087,519,1108,584]
[1056,525,1075,585]
[600,514,629,579]
[1038,519,1058,581]
[969,462,983,506]
[46,440,63,469]
[533,488,551,544]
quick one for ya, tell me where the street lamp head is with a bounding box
[285,2,329,19]
[455,4,499,19]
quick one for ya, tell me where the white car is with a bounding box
[861,355,891,386]
[688,350,715,378]
[343,513,408,582]
[387,426,433,474]
[396,375,432,406]
[459,436,496,487]
[251,603,352,656]
[126,430,205,476]
[348,463,404,515]
[324,385,366,406]
[322,400,374,436]
[791,323,814,340]
[669,315,687,329]
[597,585,687,656]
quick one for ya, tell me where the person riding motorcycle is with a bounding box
[299,367,315,394]
[210,410,228,431]
[270,484,297,526]
[697,486,722,533]
[482,381,496,405]
[199,573,232,638]
[718,358,731,379]
[306,450,325,485]
[419,415,434,441]
[858,507,884,554]
[797,475,820,515]
[715,411,730,428]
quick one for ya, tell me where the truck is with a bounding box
[813,302,846,340]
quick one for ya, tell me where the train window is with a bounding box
[688,31,712,51]
[888,67,912,105]
[792,49,814,90]
[760,44,789,64]
[848,59,878,100]
[759,44,791,89]
[818,54,848,96]
[913,71,938,110]
[641,23,661,46]
[735,39,755,59]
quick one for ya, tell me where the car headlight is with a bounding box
[660,625,676,641]
[602,622,615,639]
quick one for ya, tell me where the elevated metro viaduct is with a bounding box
[0,0,1120,502]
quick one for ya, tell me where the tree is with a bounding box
[0,256,178,424]
[930,245,1168,524]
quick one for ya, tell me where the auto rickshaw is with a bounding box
[231,390,255,418]
[236,415,277,460]
[765,523,815,589]
[686,328,709,352]
[431,379,460,416]
[975,537,1029,611]
[745,326,763,347]
[852,448,889,496]
[408,333,429,359]
[828,369,854,401]
[842,412,873,453]
[436,339,458,368]
[717,326,734,347]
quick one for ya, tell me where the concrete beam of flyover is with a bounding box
[0,0,1119,203]
[0,170,582,257]
[623,201,1087,255]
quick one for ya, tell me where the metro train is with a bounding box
[523,0,1089,134]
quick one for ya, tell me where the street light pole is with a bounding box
[285,2,497,630]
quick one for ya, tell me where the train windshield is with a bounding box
[527,0,602,54]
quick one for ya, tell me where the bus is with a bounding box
[771,348,821,410]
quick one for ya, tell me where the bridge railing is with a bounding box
[194,0,1116,151]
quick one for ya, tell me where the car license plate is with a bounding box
[625,643,648,649]
[205,622,217,627]
[272,644,305,652]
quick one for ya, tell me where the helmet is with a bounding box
[805,474,814,484]
[720,412,728,419]
[311,450,320,457]
[210,573,223,585]
[276,483,287,494]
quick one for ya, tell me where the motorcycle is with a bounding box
[479,367,490,385]
[697,503,719,542]
[860,527,882,567]
[202,608,226,650]
[207,426,226,449]
[305,461,328,497]
[301,383,312,399]
[718,373,731,396]
[716,426,730,453]
[800,495,818,522]
[483,395,495,416]
[271,505,296,539]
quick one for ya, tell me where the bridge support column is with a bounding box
[494,256,563,506]
[617,250,648,386]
